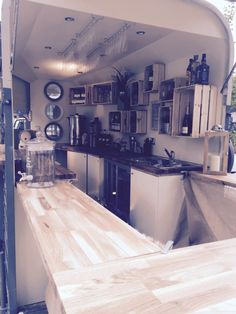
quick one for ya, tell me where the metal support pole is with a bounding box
[2,89,17,314]
[0,251,7,313]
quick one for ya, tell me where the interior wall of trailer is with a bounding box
[29,0,227,40]
[30,50,222,164]
[25,0,232,165]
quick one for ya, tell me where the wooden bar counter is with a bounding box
[16,180,236,313]
[53,238,236,313]
[17,181,159,273]
[191,171,236,188]
[16,180,161,311]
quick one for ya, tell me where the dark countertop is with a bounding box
[56,143,203,176]
[55,162,76,180]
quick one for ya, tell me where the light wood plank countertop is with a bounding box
[17,181,160,277]
[17,180,236,313]
[190,171,236,188]
[53,237,236,313]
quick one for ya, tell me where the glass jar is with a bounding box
[26,129,55,187]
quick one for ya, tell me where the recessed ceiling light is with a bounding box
[33,66,40,69]
[136,31,145,35]
[44,46,52,50]
[77,71,83,74]
[65,16,75,22]
[100,53,106,57]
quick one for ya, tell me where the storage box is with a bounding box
[172,84,218,138]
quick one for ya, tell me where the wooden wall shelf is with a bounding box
[144,63,165,93]
[172,84,217,138]
[151,84,218,138]
[91,81,117,105]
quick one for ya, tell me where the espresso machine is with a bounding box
[68,114,85,145]
[89,117,100,148]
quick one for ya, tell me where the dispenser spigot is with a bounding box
[18,171,33,182]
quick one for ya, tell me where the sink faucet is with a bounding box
[164,148,175,162]
[13,110,32,130]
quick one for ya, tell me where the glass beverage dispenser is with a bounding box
[25,129,55,187]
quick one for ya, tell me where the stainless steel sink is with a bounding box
[120,155,202,172]
[159,159,182,168]
[153,163,181,169]
[127,157,160,166]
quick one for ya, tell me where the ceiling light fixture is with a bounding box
[58,16,104,57]
[87,22,131,60]
[44,46,52,50]
[33,66,40,69]
[136,31,145,35]
[65,16,75,22]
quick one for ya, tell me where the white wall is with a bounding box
[120,67,205,164]
[27,0,233,164]
[30,51,220,164]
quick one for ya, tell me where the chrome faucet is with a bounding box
[13,111,32,130]
[164,148,175,162]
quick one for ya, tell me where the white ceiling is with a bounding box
[13,1,173,82]
[13,0,231,86]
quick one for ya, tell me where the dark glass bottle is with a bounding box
[186,58,194,86]
[198,53,209,85]
[190,55,199,85]
[148,66,153,90]
[181,104,192,136]
[144,65,153,91]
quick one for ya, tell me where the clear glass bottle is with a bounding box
[181,103,192,136]
[190,55,199,85]
[26,129,55,187]
[186,58,194,86]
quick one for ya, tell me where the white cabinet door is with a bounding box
[130,168,185,245]
[157,175,185,245]
[15,189,48,306]
[87,155,104,201]
[67,151,87,192]
[130,168,158,240]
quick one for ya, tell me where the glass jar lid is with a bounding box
[27,129,55,151]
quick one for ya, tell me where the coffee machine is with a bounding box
[68,114,85,145]
[89,117,100,148]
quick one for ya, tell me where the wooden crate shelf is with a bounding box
[144,63,165,93]
[69,86,91,105]
[91,81,117,105]
[151,101,173,135]
[121,110,147,134]
[172,84,217,138]
[130,80,149,106]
